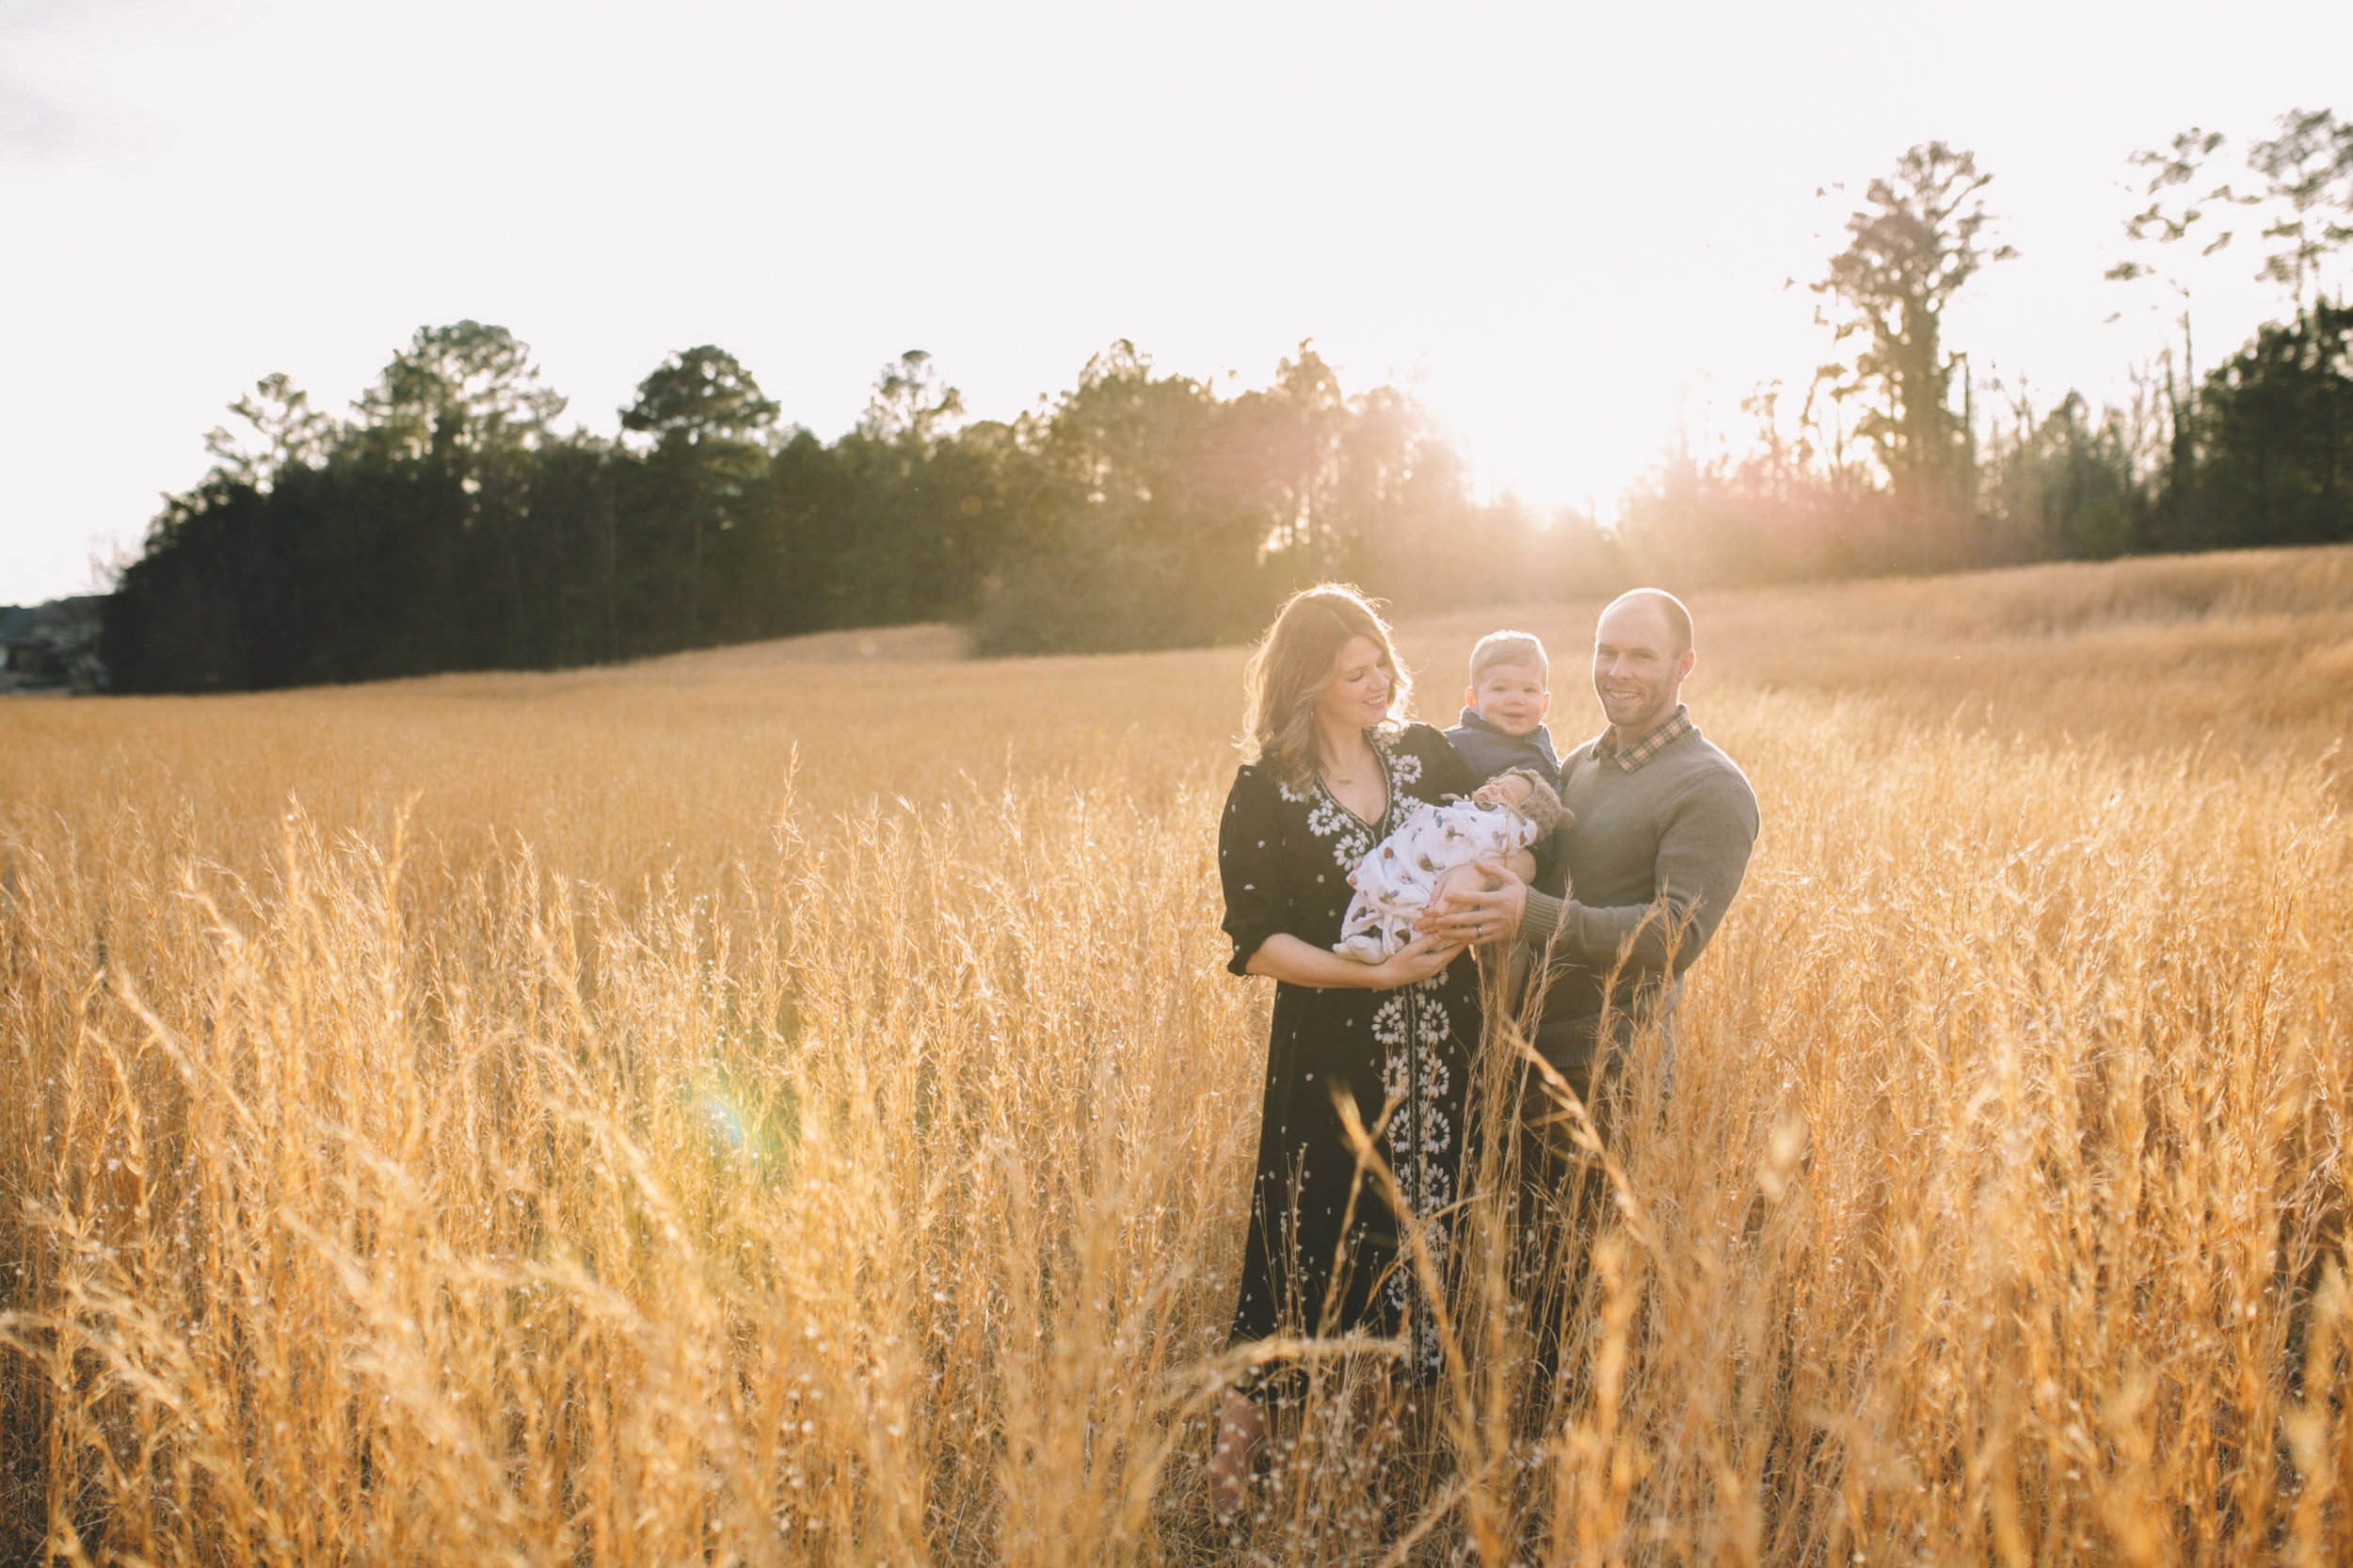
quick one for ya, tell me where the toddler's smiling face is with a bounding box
[1466,660,1550,738]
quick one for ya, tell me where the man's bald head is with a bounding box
[1599,588,1693,655]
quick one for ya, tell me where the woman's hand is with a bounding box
[1368,931,1465,988]
[1418,857,1529,947]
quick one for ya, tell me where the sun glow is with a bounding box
[2,0,2346,598]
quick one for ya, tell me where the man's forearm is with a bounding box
[1521,774,1758,971]
[1519,889,1694,969]
[1520,888,1568,950]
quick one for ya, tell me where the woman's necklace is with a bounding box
[1322,740,1376,788]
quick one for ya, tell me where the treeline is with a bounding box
[103,335,1608,692]
[104,111,2351,690]
[1627,301,2352,583]
[1625,113,2353,583]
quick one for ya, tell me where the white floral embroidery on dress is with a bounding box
[1381,737,1430,818]
[1305,793,1373,871]
[1373,973,1455,1378]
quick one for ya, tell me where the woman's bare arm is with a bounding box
[1244,931,1465,990]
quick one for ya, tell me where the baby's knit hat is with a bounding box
[1498,770,1572,838]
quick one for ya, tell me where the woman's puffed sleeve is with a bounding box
[1411,723,1481,799]
[1219,764,1289,976]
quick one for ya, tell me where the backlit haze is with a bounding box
[4,0,2347,602]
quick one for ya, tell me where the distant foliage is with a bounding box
[102,115,2353,686]
[1626,119,2353,584]
[102,332,1612,691]
[2194,302,2353,546]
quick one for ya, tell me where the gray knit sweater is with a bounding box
[1518,715,1759,1023]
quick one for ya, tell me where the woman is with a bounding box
[1208,584,1521,1510]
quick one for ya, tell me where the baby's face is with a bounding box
[1466,660,1551,737]
[1475,772,1535,808]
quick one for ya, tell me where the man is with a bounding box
[1422,587,1758,1384]
[1424,586,1759,1103]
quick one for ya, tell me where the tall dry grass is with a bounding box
[3,545,2350,1565]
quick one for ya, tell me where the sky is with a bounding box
[4,0,2349,603]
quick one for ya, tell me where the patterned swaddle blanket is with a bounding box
[1333,798,1540,962]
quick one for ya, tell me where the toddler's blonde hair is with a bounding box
[1468,630,1547,684]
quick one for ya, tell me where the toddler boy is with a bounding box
[1445,630,1562,792]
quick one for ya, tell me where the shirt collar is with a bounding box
[1591,703,1694,773]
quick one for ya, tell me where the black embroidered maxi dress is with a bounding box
[1217,722,1482,1384]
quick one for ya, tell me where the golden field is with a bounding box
[3,544,2350,1566]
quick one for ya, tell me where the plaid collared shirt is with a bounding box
[1591,703,1695,774]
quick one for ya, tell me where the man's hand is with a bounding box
[1426,861,1492,910]
[1418,857,1528,947]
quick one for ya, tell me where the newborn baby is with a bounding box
[1334,770,1569,962]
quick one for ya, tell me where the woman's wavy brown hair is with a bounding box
[1241,584,1411,791]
